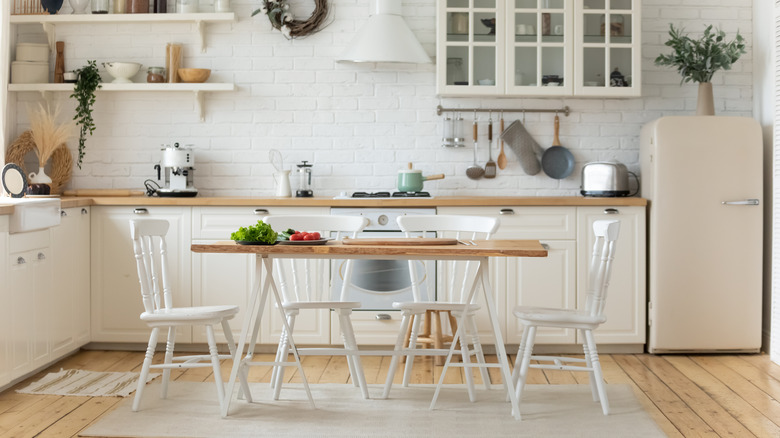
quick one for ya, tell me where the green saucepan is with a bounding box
[398,163,445,193]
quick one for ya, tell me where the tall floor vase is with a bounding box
[696,82,715,116]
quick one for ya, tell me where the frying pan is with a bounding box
[541,115,574,179]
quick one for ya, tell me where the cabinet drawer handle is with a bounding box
[254,209,269,215]
[604,208,619,215]
[17,257,26,265]
[375,313,392,320]
[499,208,515,215]
[38,252,46,260]
[133,208,149,214]
[81,208,88,215]
[60,210,67,217]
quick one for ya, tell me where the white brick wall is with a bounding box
[8,0,754,197]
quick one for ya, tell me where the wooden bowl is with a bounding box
[177,68,211,83]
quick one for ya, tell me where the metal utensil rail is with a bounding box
[436,104,570,117]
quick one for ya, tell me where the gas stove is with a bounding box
[351,191,432,198]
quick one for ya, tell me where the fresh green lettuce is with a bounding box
[230,220,278,243]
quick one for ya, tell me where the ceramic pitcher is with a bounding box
[273,170,291,197]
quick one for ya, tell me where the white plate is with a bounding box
[277,237,333,245]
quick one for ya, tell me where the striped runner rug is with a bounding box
[16,369,160,397]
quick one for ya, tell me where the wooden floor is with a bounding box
[1,349,779,437]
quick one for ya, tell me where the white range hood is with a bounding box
[338,0,431,64]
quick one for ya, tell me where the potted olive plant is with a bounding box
[654,24,746,115]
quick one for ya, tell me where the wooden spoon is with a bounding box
[497,112,507,169]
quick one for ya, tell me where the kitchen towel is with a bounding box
[16,369,159,397]
[500,120,543,175]
[81,382,664,437]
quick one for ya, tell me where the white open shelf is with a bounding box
[8,82,236,121]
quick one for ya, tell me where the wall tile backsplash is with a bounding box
[9,0,753,197]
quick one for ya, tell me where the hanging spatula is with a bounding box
[484,112,497,178]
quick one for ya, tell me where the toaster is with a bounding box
[580,162,637,197]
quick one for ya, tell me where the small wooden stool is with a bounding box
[403,309,459,365]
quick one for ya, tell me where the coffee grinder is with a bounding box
[153,142,198,197]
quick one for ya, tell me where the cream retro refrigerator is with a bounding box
[640,117,763,353]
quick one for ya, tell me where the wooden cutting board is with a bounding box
[63,189,145,197]
[341,237,458,246]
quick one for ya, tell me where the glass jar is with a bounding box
[91,0,108,13]
[113,0,126,13]
[147,67,166,83]
[154,0,167,13]
[177,0,198,13]
[128,0,149,13]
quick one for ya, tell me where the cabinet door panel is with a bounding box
[506,240,577,344]
[91,207,192,343]
[9,251,34,377]
[576,207,645,343]
[0,221,8,386]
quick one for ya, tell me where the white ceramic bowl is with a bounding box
[103,62,142,83]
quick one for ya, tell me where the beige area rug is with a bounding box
[81,382,664,437]
[17,369,160,397]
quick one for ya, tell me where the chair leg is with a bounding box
[584,329,610,415]
[402,312,424,387]
[161,326,176,399]
[338,314,359,389]
[514,325,536,404]
[205,324,227,412]
[337,309,369,399]
[382,310,412,399]
[133,327,159,412]
[581,329,599,403]
[457,313,476,402]
[511,324,531,387]
[221,319,251,404]
[466,313,491,390]
[270,324,287,389]
[431,311,444,366]
[273,313,296,400]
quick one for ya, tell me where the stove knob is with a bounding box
[377,214,389,226]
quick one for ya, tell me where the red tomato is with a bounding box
[310,232,321,240]
[303,234,317,240]
[290,233,303,241]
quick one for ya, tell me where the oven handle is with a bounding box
[375,314,392,320]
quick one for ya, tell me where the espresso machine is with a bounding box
[153,142,198,197]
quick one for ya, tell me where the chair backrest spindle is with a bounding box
[131,219,174,314]
[585,220,620,318]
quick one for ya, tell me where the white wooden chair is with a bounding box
[382,214,500,400]
[248,215,370,400]
[511,219,620,415]
[130,219,248,413]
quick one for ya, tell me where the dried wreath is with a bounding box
[252,0,330,39]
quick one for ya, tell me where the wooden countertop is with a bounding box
[0,195,647,215]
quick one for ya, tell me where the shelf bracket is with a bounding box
[38,90,51,101]
[194,90,205,122]
[197,20,206,53]
[42,22,56,51]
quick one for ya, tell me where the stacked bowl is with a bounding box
[11,43,50,84]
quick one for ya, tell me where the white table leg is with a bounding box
[477,258,521,420]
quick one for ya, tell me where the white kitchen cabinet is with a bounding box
[91,206,192,343]
[50,207,91,358]
[436,0,641,97]
[576,206,645,344]
[8,229,52,378]
[0,216,9,386]
[191,206,330,345]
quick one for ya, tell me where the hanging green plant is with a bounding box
[654,24,746,84]
[70,60,101,169]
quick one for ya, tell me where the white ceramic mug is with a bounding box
[526,25,535,35]
[516,24,527,35]
[273,170,292,197]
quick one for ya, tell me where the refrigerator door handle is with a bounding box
[721,199,760,206]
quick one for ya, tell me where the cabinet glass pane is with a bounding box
[609,48,632,87]
[515,12,536,39]
[474,0,495,8]
[474,46,496,85]
[611,14,632,43]
[541,47,564,86]
[475,12,497,41]
[515,0,536,8]
[542,12,564,41]
[610,0,632,10]
[514,47,537,86]
[583,14,604,43]
[603,14,626,38]
[447,12,470,39]
[544,0,564,9]
[584,0,605,8]
[446,47,469,86]
[447,0,468,7]
[583,47,605,86]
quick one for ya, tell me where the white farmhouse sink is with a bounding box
[0,197,61,233]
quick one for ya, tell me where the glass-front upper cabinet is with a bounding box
[435,0,641,97]
[437,0,506,96]
[573,0,641,97]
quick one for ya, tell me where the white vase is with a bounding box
[68,0,89,14]
[28,167,53,184]
[696,82,715,116]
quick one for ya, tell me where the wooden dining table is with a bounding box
[190,239,547,420]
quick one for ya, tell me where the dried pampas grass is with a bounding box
[28,102,75,167]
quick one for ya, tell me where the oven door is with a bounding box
[330,231,435,310]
